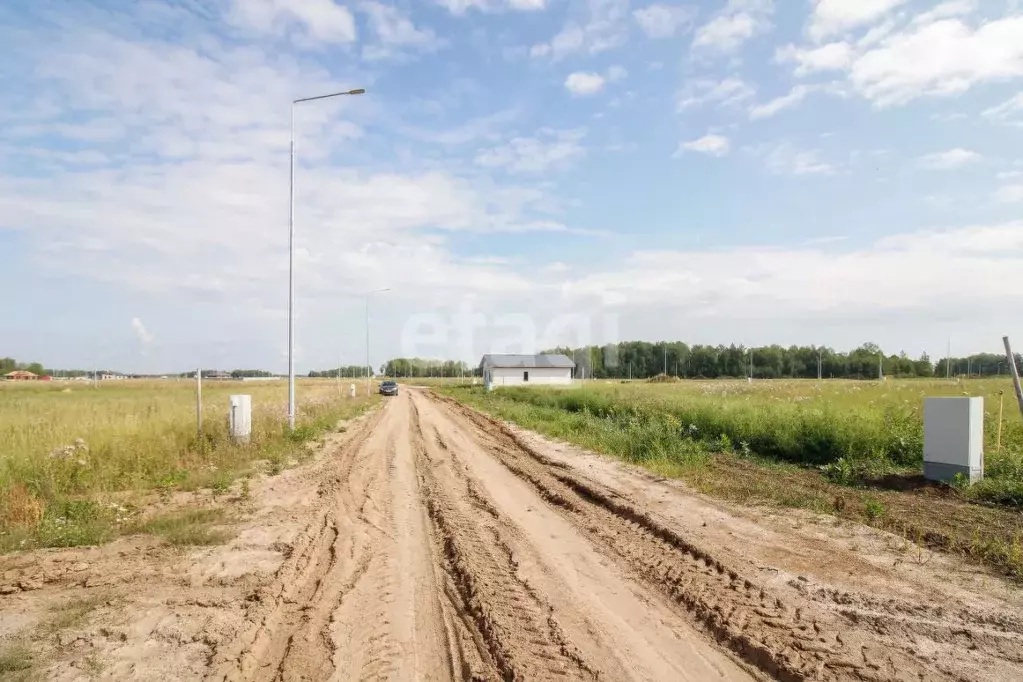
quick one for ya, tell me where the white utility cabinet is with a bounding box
[923,397,983,483]
[229,394,252,444]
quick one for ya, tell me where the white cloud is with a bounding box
[633,4,696,39]
[565,71,607,95]
[749,85,814,119]
[849,16,1023,106]
[807,0,907,42]
[675,134,730,157]
[857,18,897,47]
[776,42,853,76]
[692,0,774,54]
[677,77,755,110]
[910,0,977,26]
[762,143,834,175]
[918,148,981,170]
[531,0,630,59]
[781,7,1023,106]
[983,92,1023,126]
[131,318,154,345]
[607,65,628,82]
[995,183,1023,203]
[875,223,1023,252]
[475,129,587,172]
[434,0,546,13]
[360,2,440,57]
[561,222,1023,320]
[226,0,357,43]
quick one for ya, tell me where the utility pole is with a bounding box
[1003,336,1023,422]
[365,297,370,395]
[663,345,667,376]
[878,353,883,381]
[196,368,203,436]
[288,87,365,430]
[362,288,389,396]
[946,338,951,381]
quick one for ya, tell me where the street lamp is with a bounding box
[364,288,389,396]
[288,88,365,430]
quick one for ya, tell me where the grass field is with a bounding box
[0,378,380,551]
[443,378,1023,576]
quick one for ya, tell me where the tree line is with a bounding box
[379,358,472,378]
[538,342,1023,381]
[7,343,1020,383]
[308,365,373,379]
[0,357,107,377]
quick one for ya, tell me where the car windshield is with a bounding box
[382,381,396,387]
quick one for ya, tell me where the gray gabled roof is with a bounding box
[480,354,576,369]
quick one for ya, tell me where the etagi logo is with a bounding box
[398,302,621,374]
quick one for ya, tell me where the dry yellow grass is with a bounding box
[0,378,379,549]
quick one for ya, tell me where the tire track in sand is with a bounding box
[207,398,458,681]
[218,388,915,682]
[409,396,599,681]
[427,390,951,682]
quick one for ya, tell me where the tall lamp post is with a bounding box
[364,288,389,396]
[288,88,364,430]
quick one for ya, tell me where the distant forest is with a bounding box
[5,342,1021,381]
[542,342,1023,380]
[373,343,1022,380]
[308,365,373,378]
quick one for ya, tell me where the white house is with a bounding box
[479,354,575,387]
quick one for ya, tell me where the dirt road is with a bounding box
[208,388,757,681]
[5,388,1022,681]
[203,388,1020,682]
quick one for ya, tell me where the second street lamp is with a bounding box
[287,88,364,431]
[364,288,389,396]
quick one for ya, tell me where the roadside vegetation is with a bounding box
[0,379,379,552]
[443,379,1023,576]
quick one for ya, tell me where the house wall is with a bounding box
[486,366,572,387]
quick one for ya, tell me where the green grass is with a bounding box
[0,644,33,675]
[0,379,380,552]
[446,379,1023,505]
[42,594,109,634]
[441,379,1023,577]
[134,508,231,546]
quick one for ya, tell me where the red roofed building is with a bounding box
[3,370,38,381]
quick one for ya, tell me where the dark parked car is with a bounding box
[379,380,399,396]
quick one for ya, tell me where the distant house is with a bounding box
[479,354,575,387]
[3,370,38,381]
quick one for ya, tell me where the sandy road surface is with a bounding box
[209,388,756,681]
[205,388,1023,682]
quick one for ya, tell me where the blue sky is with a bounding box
[1,0,1022,373]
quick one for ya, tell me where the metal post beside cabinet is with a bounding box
[229,395,252,444]
[923,397,983,483]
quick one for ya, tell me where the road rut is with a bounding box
[206,388,967,681]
